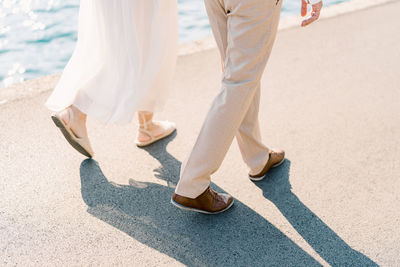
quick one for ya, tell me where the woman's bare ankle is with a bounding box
[60,106,88,138]
[70,105,87,121]
[138,111,153,128]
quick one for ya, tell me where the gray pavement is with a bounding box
[1,2,400,266]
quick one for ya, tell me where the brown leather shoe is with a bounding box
[249,148,285,181]
[171,186,234,214]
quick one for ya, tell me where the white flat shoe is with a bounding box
[135,120,176,147]
[51,108,94,158]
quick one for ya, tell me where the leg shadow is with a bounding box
[138,130,180,187]
[254,160,378,267]
[79,136,322,266]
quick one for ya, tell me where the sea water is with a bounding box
[0,0,348,88]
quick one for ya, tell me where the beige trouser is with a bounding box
[175,0,282,198]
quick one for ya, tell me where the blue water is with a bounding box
[0,0,348,88]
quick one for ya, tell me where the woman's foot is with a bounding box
[51,106,94,157]
[137,120,176,142]
[59,105,88,139]
[136,111,176,147]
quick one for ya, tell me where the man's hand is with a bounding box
[301,0,323,27]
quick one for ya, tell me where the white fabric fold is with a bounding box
[46,0,178,124]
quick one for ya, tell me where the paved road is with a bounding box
[1,2,400,266]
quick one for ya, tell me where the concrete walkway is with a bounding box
[1,2,400,266]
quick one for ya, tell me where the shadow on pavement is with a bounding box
[79,133,375,266]
[79,134,316,266]
[254,160,378,267]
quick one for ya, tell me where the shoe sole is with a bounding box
[249,158,285,182]
[135,128,176,147]
[170,198,234,215]
[51,115,92,158]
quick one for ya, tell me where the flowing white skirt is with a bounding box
[46,0,178,124]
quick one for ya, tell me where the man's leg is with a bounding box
[202,0,228,62]
[236,84,271,176]
[175,0,282,198]
[203,0,270,177]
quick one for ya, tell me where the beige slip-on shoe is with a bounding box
[135,121,176,147]
[51,108,94,158]
[249,149,285,181]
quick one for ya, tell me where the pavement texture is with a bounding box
[1,1,400,266]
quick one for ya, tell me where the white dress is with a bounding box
[46,0,178,124]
